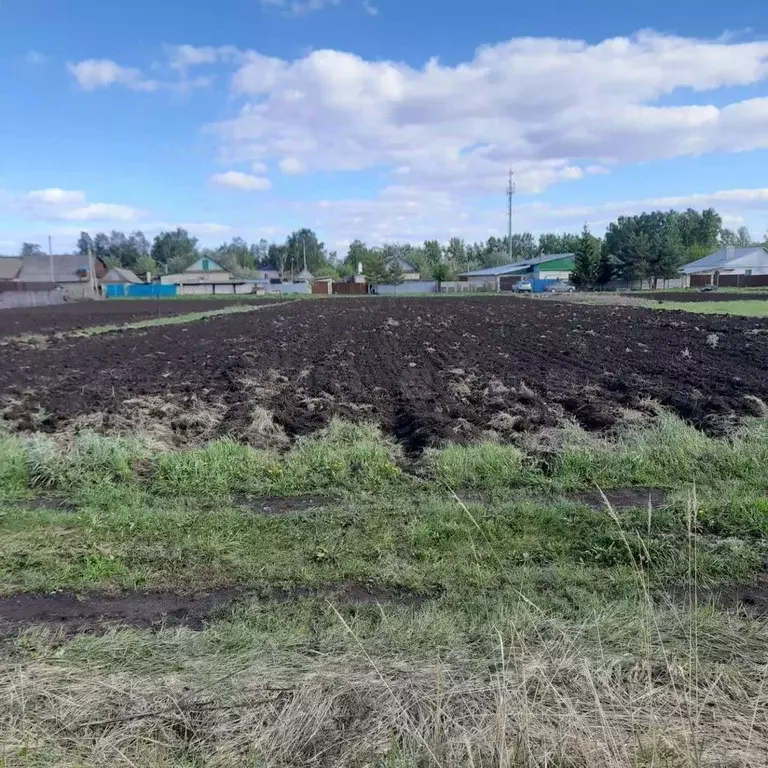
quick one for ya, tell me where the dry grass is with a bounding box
[2,606,767,767]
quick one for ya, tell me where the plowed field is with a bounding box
[0,298,268,338]
[2,297,767,450]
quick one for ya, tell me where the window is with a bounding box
[202,259,210,271]
[745,269,753,276]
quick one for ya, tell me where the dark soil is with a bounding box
[635,292,768,303]
[0,583,429,634]
[571,488,667,511]
[669,581,768,618]
[0,298,269,338]
[1,297,768,450]
[0,589,242,633]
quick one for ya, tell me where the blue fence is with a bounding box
[106,284,177,298]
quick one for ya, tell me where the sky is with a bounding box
[1,0,767,256]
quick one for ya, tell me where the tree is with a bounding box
[569,225,601,290]
[444,237,467,270]
[286,229,328,275]
[20,242,44,257]
[151,229,198,271]
[736,226,753,248]
[385,256,405,287]
[133,256,157,279]
[596,243,614,288]
[267,244,288,278]
[432,262,451,292]
[76,232,93,256]
[719,228,738,247]
[539,232,581,255]
[423,240,442,270]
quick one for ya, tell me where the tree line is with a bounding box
[14,208,767,288]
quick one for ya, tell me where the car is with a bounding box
[545,282,576,293]
[511,280,533,292]
[698,284,717,293]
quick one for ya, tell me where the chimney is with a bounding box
[357,261,363,275]
[726,246,735,260]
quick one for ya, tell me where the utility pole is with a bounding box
[48,236,55,284]
[507,169,515,263]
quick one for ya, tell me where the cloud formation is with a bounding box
[213,31,768,199]
[210,171,272,191]
[68,59,159,92]
[17,188,144,222]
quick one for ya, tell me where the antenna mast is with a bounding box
[507,169,515,263]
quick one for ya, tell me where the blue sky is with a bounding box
[1,0,767,255]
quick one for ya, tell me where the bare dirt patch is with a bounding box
[0,583,431,635]
[571,487,667,511]
[1,297,767,450]
[669,581,768,618]
[0,590,242,634]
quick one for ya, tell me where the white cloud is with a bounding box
[210,171,272,191]
[279,157,305,174]
[25,50,47,65]
[259,0,342,15]
[213,31,768,200]
[68,59,159,92]
[17,188,144,222]
[252,161,268,173]
[362,0,379,16]
[168,44,240,71]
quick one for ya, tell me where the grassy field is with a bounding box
[652,300,768,317]
[2,413,768,766]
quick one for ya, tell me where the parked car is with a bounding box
[511,280,533,293]
[545,282,576,293]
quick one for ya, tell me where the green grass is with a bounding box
[650,299,768,316]
[3,413,768,766]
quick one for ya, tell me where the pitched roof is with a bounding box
[103,267,143,284]
[680,247,768,274]
[0,257,22,280]
[17,254,102,283]
[459,253,575,278]
[394,255,418,272]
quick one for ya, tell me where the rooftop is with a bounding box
[459,253,575,278]
[680,246,768,274]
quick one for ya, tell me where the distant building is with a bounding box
[102,267,143,284]
[458,253,575,290]
[295,268,314,282]
[16,254,108,299]
[680,246,768,287]
[394,256,420,281]
[258,265,281,282]
[0,257,22,281]
[160,256,252,295]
